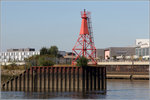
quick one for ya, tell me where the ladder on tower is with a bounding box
[87,12,95,46]
[87,12,96,59]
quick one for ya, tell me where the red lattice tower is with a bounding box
[72,9,97,65]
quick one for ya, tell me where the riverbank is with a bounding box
[107,74,149,80]
[1,65,25,85]
[107,72,149,80]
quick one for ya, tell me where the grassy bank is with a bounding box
[1,65,26,70]
[1,65,26,85]
[1,75,18,85]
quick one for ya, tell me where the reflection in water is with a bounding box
[1,91,107,99]
[1,79,150,99]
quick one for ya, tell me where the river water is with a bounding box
[1,79,149,99]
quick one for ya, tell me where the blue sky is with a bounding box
[1,1,149,52]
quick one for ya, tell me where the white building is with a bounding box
[135,39,149,58]
[0,48,40,64]
[135,39,149,48]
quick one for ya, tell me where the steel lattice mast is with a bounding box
[72,9,97,65]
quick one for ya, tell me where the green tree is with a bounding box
[25,46,59,67]
[25,55,39,67]
[40,47,48,55]
[48,46,58,57]
[77,56,89,67]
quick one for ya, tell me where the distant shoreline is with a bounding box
[107,72,149,80]
[107,75,149,80]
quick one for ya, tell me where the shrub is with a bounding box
[8,62,17,70]
[38,56,55,66]
[77,56,88,67]
[40,60,54,66]
[2,65,8,69]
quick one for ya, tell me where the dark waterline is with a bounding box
[1,79,150,99]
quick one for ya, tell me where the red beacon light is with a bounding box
[72,9,97,65]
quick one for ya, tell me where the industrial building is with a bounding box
[58,51,66,57]
[96,47,135,60]
[96,39,149,60]
[104,47,135,59]
[135,39,149,58]
[96,49,105,60]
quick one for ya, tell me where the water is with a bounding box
[1,79,149,99]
